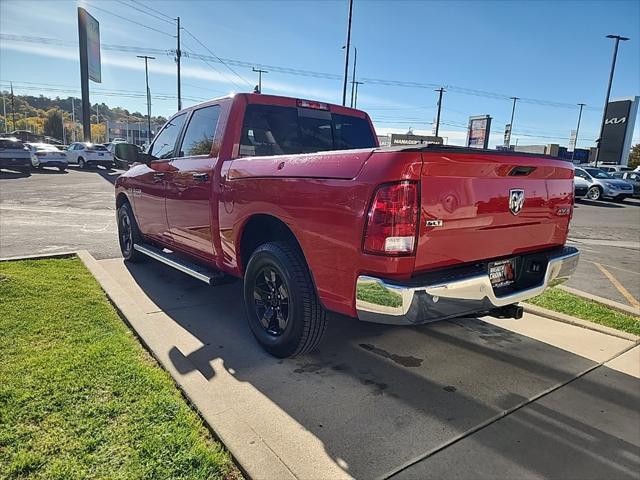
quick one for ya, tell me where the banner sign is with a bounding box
[503,123,512,146]
[390,133,443,146]
[78,7,101,83]
[599,97,638,164]
[466,115,492,149]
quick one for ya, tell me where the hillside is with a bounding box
[0,91,167,142]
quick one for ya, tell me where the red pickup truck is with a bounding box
[114,93,579,358]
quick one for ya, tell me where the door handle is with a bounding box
[153,172,165,183]
[192,173,209,182]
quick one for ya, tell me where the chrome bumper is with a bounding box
[355,247,580,325]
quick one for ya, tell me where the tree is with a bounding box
[43,109,64,140]
[628,144,640,169]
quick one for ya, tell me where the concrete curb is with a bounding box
[522,303,640,342]
[556,285,640,317]
[75,250,292,480]
[0,251,78,262]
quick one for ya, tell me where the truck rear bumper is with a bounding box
[355,246,579,325]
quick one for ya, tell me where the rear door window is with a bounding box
[177,105,221,157]
[239,104,375,157]
[149,113,187,160]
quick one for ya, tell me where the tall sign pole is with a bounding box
[77,7,101,142]
[571,103,586,161]
[341,0,353,106]
[595,34,629,167]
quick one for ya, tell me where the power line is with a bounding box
[129,0,174,21]
[84,2,174,38]
[115,0,175,25]
[1,33,602,112]
[181,28,252,87]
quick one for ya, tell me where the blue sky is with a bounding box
[1,0,639,148]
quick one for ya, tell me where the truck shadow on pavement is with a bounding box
[123,260,640,479]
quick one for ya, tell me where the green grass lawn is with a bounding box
[528,287,640,336]
[0,258,240,480]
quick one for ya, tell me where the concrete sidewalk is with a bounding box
[81,253,640,480]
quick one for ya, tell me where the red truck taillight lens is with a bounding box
[363,181,419,255]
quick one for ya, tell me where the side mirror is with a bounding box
[114,143,154,165]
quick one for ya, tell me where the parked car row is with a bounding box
[574,166,636,202]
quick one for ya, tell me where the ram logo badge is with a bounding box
[509,189,525,215]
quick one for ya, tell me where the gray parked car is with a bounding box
[575,167,634,202]
[0,137,32,174]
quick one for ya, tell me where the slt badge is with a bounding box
[509,189,525,215]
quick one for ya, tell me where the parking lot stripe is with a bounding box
[594,262,640,309]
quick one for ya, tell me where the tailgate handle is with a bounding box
[509,166,537,176]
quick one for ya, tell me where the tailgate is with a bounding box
[415,150,574,272]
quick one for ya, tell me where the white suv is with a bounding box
[66,142,114,169]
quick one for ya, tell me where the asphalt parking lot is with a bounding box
[1,167,638,307]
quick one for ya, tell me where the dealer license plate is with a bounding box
[488,258,516,288]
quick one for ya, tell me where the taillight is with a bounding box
[363,181,419,255]
[35,152,46,156]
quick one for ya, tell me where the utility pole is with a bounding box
[341,0,354,106]
[352,81,364,108]
[10,81,16,131]
[176,17,182,111]
[571,103,586,162]
[507,96,519,147]
[595,34,629,167]
[434,87,446,138]
[137,55,156,145]
[252,67,268,93]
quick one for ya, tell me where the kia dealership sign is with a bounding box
[599,96,638,165]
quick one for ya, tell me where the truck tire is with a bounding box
[243,242,327,358]
[117,202,144,262]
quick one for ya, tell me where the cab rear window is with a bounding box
[239,104,375,157]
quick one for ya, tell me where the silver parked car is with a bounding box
[575,167,634,202]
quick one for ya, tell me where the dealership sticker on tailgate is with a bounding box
[488,258,516,288]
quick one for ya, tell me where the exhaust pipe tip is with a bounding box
[489,303,523,320]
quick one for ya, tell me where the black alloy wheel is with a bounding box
[253,266,290,336]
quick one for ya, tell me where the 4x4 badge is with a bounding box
[509,189,525,215]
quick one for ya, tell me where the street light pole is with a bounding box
[352,81,364,108]
[252,67,268,93]
[137,55,156,145]
[595,34,629,167]
[350,47,357,108]
[341,0,354,106]
[434,87,446,138]
[571,103,586,162]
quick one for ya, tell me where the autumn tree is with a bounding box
[43,109,64,140]
[628,144,640,169]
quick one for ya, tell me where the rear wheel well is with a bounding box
[240,215,302,274]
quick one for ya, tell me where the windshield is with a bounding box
[239,104,376,157]
[0,139,25,149]
[585,168,613,179]
[87,144,108,151]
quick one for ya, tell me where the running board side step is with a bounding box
[133,243,227,285]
